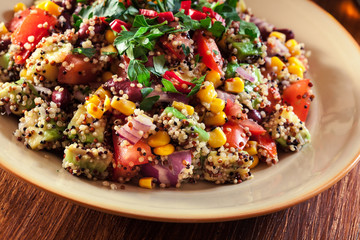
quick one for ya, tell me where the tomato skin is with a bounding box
[252,132,278,159]
[139,9,158,18]
[112,132,153,180]
[11,8,57,64]
[58,54,100,85]
[160,32,193,61]
[239,119,266,136]
[224,99,247,121]
[7,9,30,32]
[193,30,223,73]
[223,121,249,150]
[263,86,281,114]
[282,79,312,122]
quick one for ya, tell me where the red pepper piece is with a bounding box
[110,19,131,33]
[180,1,191,15]
[202,7,225,25]
[163,71,195,93]
[158,11,175,23]
[139,9,158,18]
[188,9,207,20]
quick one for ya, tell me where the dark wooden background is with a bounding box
[1,1,360,239]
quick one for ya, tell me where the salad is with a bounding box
[0,0,314,189]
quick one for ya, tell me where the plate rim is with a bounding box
[0,1,360,222]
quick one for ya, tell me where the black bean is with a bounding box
[103,79,142,102]
[52,88,71,107]
[247,109,262,124]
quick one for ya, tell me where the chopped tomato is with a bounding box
[180,1,191,14]
[202,7,225,25]
[58,54,101,85]
[112,132,153,180]
[223,121,249,150]
[188,9,207,20]
[224,99,247,121]
[7,9,30,32]
[163,71,195,93]
[239,119,266,136]
[252,132,277,159]
[158,12,175,23]
[139,9,158,18]
[263,86,281,114]
[11,8,57,64]
[282,79,312,122]
[159,31,193,61]
[193,30,223,73]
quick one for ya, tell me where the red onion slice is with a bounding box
[117,127,139,145]
[216,90,237,103]
[132,115,154,132]
[236,67,255,82]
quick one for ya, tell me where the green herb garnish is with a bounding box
[72,48,96,58]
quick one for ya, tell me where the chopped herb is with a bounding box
[213,50,219,55]
[140,95,160,111]
[187,75,206,97]
[141,87,154,98]
[161,79,180,93]
[153,55,168,75]
[101,52,116,56]
[181,44,190,56]
[72,48,96,58]
[76,0,87,3]
[73,14,82,31]
[194,54,202,67]
[128,59,151,87]
[78,0,126,20]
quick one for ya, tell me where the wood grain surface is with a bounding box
[1,1,360,239]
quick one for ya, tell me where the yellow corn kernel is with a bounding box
[204,111,227,126]
[285,39,301,56]
[196,82,217,103]
[244,141,258,156]
[105,30,116,44]
[209,98,225,113]
[111,97,136,116]
[172,101,194,115]
[100,45,117,55]
[224,77,244,94]
[270,56,286,75]
[288,65,304,79]
[86,95,101,106]
[148,131,171,147]
[288,57,305,71]
[94,86,111,99]
[154,144,175,156]
[103,95,111,112]
[269,31,286,43]
[249,155,259,169]
[0,23,9,35]
[102,71,113,82]
[20,69,28,78]
[205,70,222,88]
[86,103,104,119]
[37,1,62,17]
[208,127,227,148]
[139,177,154,189]
[14,3,26,12]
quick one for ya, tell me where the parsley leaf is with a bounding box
[128,59,151,87]
[141,87,154,98]
[140,95,160,111]
[72,48,96,58]
[187,75,206,97]
[238,20,260,40]
[209,21,226,38]
[101,52,116,56]
[194,54,202,67]
[153,55,168,75]
[181,44,190,56]
[78,0,126,20]
[73,14,83,31]
[161,79,180,93]
[213,50,219,55]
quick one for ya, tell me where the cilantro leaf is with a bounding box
[209,21,226,38]
[153,55,168,75]
[161,79,180,93]
[72,48,96,58]
[128,59,151,87]
[187,75,206,97]
[181,44,190,56]
[133,15,150,28]
[78,0,126,20]
[238,21,260,40]
[140,95,160,111]
[141,87,154,98]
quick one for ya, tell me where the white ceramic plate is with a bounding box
[0,0,360,222]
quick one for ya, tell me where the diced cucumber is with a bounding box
[0,53,10,69]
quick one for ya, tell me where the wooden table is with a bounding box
[1,1,360,239]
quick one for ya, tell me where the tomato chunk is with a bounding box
[223,121,249,150]
[224,99,247,121]
[159,30,193,61]
[11,8,57,64]
[252,132,278,159]
[263,86,281,114]
[239,119,266,136]
[282,79,312,122]
[112,132,153,180]
[193,30,223,73]
[7,9,30,32]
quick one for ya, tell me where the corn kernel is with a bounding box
[100,45,117,55]
[37,1,62,17]
[288,65,304,78]
[204,111,227,126]
[244,141,258,156]
[0,23,9,35]
[224,77,244,94]
[205,70,222,88]
[285,39,301,56]
[14,3,26,12]
[105,30,116,44]
[270,56,286,75]
[154,144,175,156]
[104,95,111,112]
[288,57,305,71]
[209,98,225,113]
[111,97,136,116]
[102,71,113,82]
[196,82,217,103]
[94,86,111,100]
[269,31,286,43]
[172,101,194,115]
[249,155,259,169]
[85,95,101,106]
[20,69,28,78]
[208,127,227,148]
[148,131,171,148]
[139,177,154,189]
[87,103,104,119]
